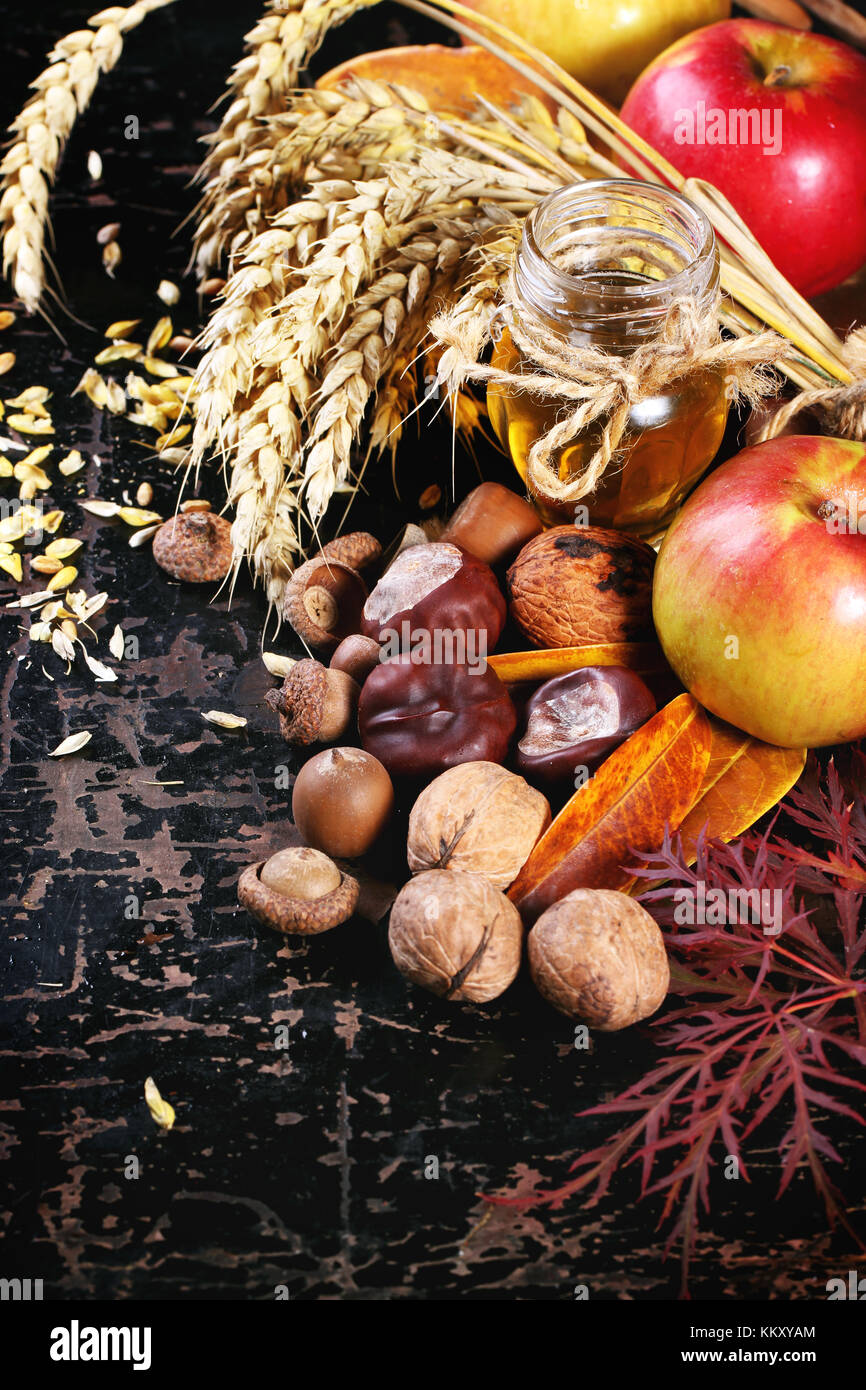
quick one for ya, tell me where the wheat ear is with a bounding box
[191,85,429,468]
[0,0,176,313]
[192,0,380,277]
[219,150,550,604]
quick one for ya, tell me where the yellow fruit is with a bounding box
[458,0,731,104]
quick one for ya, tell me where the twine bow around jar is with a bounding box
[429,181,788,511]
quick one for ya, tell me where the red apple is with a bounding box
[621,19,866,298]
[652,435,866,748]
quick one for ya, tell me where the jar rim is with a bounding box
[515,179,718,344]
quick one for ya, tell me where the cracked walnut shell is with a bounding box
[407,761,550,891]
[528,888,669,1029]
[389,868,523,1003]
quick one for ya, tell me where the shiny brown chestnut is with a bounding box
[360,541,505,652]
[516,666,656,787]
[358,654,517,778]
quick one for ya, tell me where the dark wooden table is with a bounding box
[1,0,863,1301]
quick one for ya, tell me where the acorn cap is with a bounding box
[238,859,359,935]
[282,556,368,651]
[318,531,382,571]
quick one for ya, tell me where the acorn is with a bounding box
[292,747,394,859]
[329,633,381,685]
[238,847,359,935]
[282,533,382,650]
[264,658,359,745]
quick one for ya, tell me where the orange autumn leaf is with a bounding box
[508,694,711,922]
[677,717,807,864]
[487,642,666,685]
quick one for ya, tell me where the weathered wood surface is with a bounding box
[1,0,863,1300]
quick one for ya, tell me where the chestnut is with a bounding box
[358,653,517,778]
[441,481,542,567]
[516,666,656,787]
[360,541,505,653]
[292,747,394,859]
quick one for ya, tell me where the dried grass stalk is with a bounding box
[0,0,176,313]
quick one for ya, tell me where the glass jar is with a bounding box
[487,180,729,537]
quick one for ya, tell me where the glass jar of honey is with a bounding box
[487,180,729,537]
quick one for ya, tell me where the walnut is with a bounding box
[507,525,655,648]
[389,868,523,1003]
[527,888,669,1029]
[407,761,550,891]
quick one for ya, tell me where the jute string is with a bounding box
[431,266,787,507]
[757,327,866,444]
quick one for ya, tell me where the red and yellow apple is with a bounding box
[458,0,730,105]
[652,436,866,748]
[621,19,866,298]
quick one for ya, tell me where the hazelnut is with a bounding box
[330,633,381,685]
[389,868,523,1003]
[152,511,233,583]
[283,556,368,652]
[507,526,655,648]
[528,888,669,1029]
[441,481,542,567]
[407,761,550,891]
[238,846,359,934]
[292,746,394,859]
[265,658,359,745]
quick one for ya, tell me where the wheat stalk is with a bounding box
[192,179,354,467]
[371,266,491,467]
[301,230,464,516]
[193,82,555,597]
[0,0,176,314]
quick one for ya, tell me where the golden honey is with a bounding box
[487,182,730,537]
